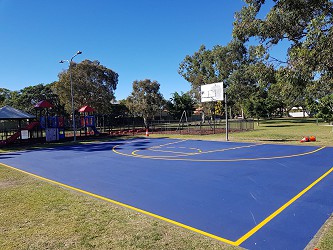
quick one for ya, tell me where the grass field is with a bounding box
[150,118,333,146]
[229,118,333,146]
[0,118,332,249]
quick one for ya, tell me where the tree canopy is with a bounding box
[126,79,164,127]
[166,92,196,119]
[54,60,118,114]
[178,0,333,119]
[178,39,276,117]
[315,94,333,122]
[233,0,333,89]
[2,84,63,114]
[178,41,247,100]
[0,88,11,107]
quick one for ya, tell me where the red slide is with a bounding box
[1,121,39,145]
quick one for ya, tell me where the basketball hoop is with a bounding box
[200,82,228,141]
[200,82,224,103]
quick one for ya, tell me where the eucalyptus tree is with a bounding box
[54,60,118,114]
[3,84,62,114]
[178,41,247,100]
[179,39,276,117]
[0,88,11,107]
[233,0,333,93]
[166,92,196,119]
[244,87,268,125]
[315,94,333,123]
[126,79,164,128]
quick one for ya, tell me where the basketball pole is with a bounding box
[225,93,229,141]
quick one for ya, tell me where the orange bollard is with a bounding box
[300,136,309,143]
[146,129,149,136]
[309,136,316,142]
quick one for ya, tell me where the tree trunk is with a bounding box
[201,111,205,123]
[143,117,149,130]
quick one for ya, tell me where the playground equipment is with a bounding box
[0,105,38,146]
[39,116,66,141]
[35,100,66,142]
[79,106,100,136]
[0,121,39,146]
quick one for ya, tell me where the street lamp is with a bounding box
[59,51,82,142]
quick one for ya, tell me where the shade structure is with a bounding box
[0,106,35,120]
[79,106,95,113]
[34,100,54,109]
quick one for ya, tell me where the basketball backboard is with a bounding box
[200,82,224,102]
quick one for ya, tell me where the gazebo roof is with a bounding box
[79,106,95,113]
[0,106,35,120]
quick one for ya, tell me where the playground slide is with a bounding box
[2,121,39,145]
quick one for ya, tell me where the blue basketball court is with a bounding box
[1,138,333,249]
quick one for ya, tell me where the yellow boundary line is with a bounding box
[235,165,333,245]
[1,140,332,247]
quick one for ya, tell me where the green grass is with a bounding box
[150,118,333,146]
[0,118,332,249]
[315,215,333,250]
[228,118,333,146]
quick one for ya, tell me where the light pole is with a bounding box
[59,51,82,142]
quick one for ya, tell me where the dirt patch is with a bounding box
[0,180,18,189]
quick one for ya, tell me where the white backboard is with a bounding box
[200,82,224,102]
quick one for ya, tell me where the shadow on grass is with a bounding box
[259,139,298,142]
[264,124,304,128]
[261,118,318,125]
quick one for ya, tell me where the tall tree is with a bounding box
[244,87,269,124]
[233,0,333,92]
[126,79,164,128]
[179,40,255,118]
[3,84,62,114]
[178,41,247,100]
[54,60,118,114]
[315,93,333,123]
[166,92,196,119]
[0,88,11,107]
[233,0,332,47]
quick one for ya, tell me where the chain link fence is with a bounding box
[93,115,254,136]
[0,116,254,142]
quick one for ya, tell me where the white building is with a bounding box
[288,107,309,118]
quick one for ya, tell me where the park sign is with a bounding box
[200,82,224,103]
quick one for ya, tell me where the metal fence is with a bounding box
[148,119,254,135]
[0,116,254,142]
[93,117,254,136]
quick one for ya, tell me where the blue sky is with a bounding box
[0,0,279,101]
